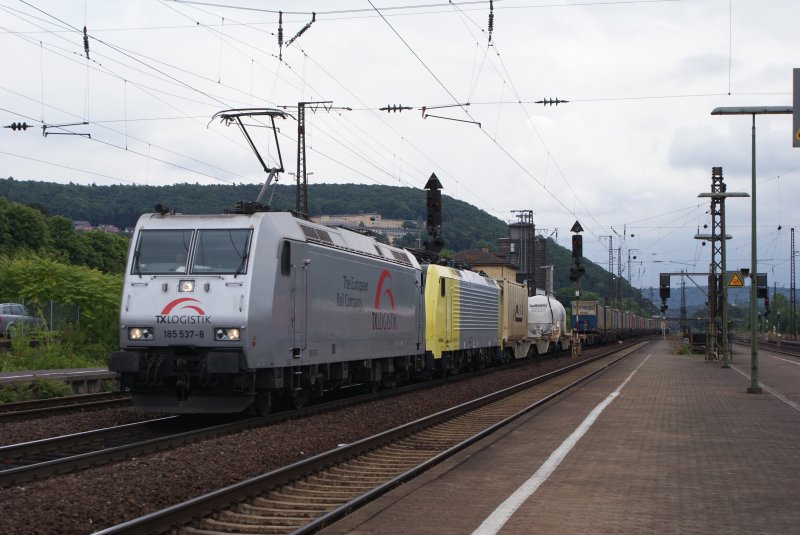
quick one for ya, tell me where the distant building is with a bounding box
[497,221,548,294]
[312,212,411,244]
[73,220,92,231]
[98,224,120,234]
[452,248,519,283]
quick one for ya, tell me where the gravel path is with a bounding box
[0,351,613,535]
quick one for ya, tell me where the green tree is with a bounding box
[0,197,11,255]
[6,202,48,251]
[78,230,129,273]
[46,216,87,265]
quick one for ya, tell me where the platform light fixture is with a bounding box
[711,105,793,393]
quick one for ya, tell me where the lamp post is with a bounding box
[711,106,792,393]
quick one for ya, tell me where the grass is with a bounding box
[0,326,110,372]
[0,377,73,403]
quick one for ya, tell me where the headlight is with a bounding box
[129,327,154,341]
[215,327,241,341]
[178,280,195,293]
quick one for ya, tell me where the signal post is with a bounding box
[570,221,585,358]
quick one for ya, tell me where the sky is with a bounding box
[1,0,798,294]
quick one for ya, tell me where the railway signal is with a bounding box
[570,221,585,358]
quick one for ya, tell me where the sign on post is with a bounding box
[727,271,744,288]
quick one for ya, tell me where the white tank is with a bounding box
[527,295,566,339]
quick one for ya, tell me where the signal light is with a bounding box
[756,274,768,298]
[659,274,670,300]
[571,235,582,258]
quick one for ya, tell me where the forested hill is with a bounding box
[0,177,656,315]
[0,178,508,253]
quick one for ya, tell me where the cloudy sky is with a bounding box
[1,0,798,293]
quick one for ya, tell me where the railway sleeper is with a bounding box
[195,516,298,533]
[235,503,329,518]
[292,479,375,492]
[278,485,358,498]
[262,491,349,506]
[216,510,317,525]
[303,474,380,487]
[341,457,417,469]
[250,497,332,511]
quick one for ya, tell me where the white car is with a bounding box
[0,303,43,338]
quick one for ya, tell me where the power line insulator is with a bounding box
[488,0,494,43]
[4,122,30,131]
[535,98,569,106]
[277,11,284,60]
[379,105,412,113]
[83,26,90,59]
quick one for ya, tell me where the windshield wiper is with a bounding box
[235,252,248,277]
[133,250,142,278]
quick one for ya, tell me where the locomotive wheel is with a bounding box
[251,392,272,416]
[291,390,308,410]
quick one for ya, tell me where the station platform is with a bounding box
[0,367,116,394]
[320,339,800,535]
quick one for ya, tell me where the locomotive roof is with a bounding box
[135,211,420,269]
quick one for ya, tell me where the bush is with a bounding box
[0,254,122,369]
[0,378,72,403]
[0,327,106,372]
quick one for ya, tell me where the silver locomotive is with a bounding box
[110,210,427,414]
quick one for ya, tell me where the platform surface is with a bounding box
[0,367,114,384]
[320,339,800,535]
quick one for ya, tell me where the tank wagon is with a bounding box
[527,295,570,355]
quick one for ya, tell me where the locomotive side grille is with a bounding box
[391,250,410,264]
[298,223,413,267]
[315,228,332,243]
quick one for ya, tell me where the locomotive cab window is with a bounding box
[191,229,252,274]
[133,229,194,274]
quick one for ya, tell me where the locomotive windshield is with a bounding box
[191,229,252,274]
[133,229,193,274]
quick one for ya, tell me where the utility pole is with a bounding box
[697,167,748,367]
[680,272,687,335]
[628,249,639,299]
[281,101,350,217]
[603,236,613,306]
[789,228,797,340]
[616,247,622,306]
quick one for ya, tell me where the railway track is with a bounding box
[0,415,228,488]
[96,341,648,535]
[0,353,547,488]
[733,338,800,359]
[0,391,131,422]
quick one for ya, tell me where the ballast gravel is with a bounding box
[0,350,614,535]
